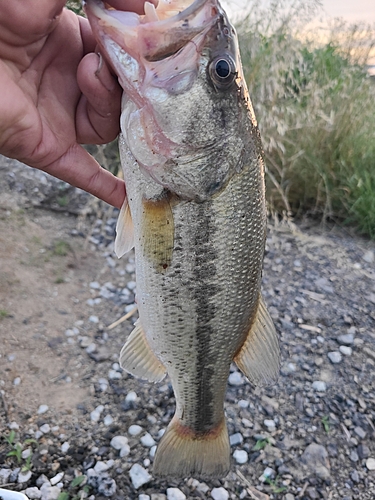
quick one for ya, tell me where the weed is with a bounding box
[322,415,331,433]
[4,432,37,470]
[53,240,71,257]
[56,475,89,500]
[237,0,375,236]
[0,309,9,319]
[265,476,287,493]
[252,437,270,451]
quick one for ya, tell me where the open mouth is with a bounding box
[84,0,219,62]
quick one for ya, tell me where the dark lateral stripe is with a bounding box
[193,202,220,433]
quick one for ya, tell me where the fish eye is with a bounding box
[209,55,237,90]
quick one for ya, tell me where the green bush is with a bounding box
[237,0,375,236]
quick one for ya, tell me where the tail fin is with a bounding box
[153,416,230,479]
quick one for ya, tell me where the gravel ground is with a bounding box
[0,159,375,500]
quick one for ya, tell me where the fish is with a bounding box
[84,0,280,479]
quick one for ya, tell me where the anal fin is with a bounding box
[115,196,134,258]
[120,319,166,383]
[234,294,280,385]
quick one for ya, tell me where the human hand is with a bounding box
[0,0,156,208]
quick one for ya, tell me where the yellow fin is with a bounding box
[120,319,166,383]
[115,196,134,258]
[153,416,230,479]
[234,295,280,385]
[141,193,174,273]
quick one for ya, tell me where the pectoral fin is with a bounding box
[234,295,280,385]
[120,319,166,383]
[115,196,135,258]
[141,192,174,273]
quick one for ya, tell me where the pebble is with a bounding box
[40,424,50,434]
[337,333,354,345]
[139,496,151,500]
[354,426,366,439]
[339,345,352,356]
[233,449,248,464]
[13,377,21,385]
[312,380,327,392]
[301,443,330,479]
[228,371,244,386]
[90,405,104,422]
[141,433,156,448]
[229,432,243,446]
[120,444,131,457]
[104,415,114,426]
[50,472,64,486]
[89,315,99,324]
[18,470,32,483]
[0,468,11,484]
[126,391,138,402]
[110,436,129,450]
[366,458,375,471]
[284,495,295,500]
[61,442,70,453]
[37,405,49,414]
[8,421,20,430]
[166,488,186,500]
[90,281,101,289]
[98,476,117,496]
[40,482,61,500]
[25,487,42,499]
[350,450,359,462]
[129,464,152,489]
[358,444,370,459]
[94,460,114,474]
[351,470,360,483]
[363,250,374,263]
[129,424,143,436]
[264,419,276,431]
[211,487,229,500]
[108,369,121,380]
[327,351,342,364]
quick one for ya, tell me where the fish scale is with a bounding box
[85,0,280,479]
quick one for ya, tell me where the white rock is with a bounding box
[13,377,21,386]
[0,468,11,484]
[229,433,243,446]
[104,415,114,426]
[141,433,156,448]
[327,351,342,364]
[129,464,152,489]
[40,424,50,434]
[50,472,64,486]
[61,442,70,453]
[36,475,50,487]
[167,487,186,500]
[139,496,150,500]
[18,470,32,483]
[127,281,137,290]
[8,421,20,430]
[90,405,104,422]
[120,444,131,457]
[90,281,101,289]
[228,371,243,386]
[363,250,374,263]
[86,343,97,354]
[211,487,229,500]
[233,449,248,464]
[238,400,249,408]
[89,315,99,324]
[37,405,49,414]
[108,369,122,380]
[25,487,42,499]
[125,391,138,402]
[366,458,375,470]
[264,419,276,431]
[111,436,129,450]
[22,448,32,459]
[35,430,43,439]
[40,482,61,500]
[129,424,143,436]
[312,381,327,392]
[339,346,352,356]
[149,445,157,458]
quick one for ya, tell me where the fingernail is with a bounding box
[95,52,117,92]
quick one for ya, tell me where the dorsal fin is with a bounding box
[115,196,135,258]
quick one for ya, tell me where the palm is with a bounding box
[0,1,125,207]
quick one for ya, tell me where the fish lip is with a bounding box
[84,0,220,61]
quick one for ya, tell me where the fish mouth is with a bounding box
[84,0,220,63]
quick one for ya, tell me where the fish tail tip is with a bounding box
[153,416,230,480]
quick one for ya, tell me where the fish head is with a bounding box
[85,0,259,201]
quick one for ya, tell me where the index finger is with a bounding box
[106,0,158,14]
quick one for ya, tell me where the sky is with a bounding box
[222,0,375,23]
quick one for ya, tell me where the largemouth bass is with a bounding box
[85,0,279,479]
